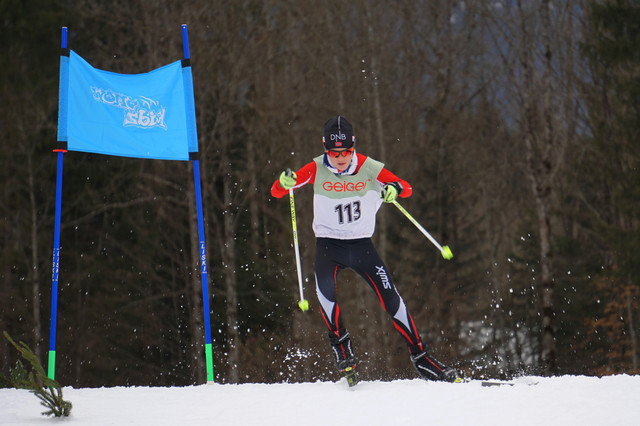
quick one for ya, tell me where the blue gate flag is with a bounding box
[58,50,195,160]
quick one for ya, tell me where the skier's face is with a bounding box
[326,148,353,172]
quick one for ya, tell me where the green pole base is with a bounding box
[47,350,56,380]
[205,343,214,383]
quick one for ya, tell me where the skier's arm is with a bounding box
[377,168,412,198]
[271,161,317,198]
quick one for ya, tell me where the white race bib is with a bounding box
[312,156,384,239]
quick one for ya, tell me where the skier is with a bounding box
[271,115,459,383]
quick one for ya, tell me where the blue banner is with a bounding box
[59,50,193,160]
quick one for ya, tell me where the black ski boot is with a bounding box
[410,345,460,383]
[329,329,358,387]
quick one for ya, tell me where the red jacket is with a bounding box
[271,153,412,198]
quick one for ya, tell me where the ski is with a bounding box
[480,380,539,387]
[343,366,358,387]
[481,381,514,387]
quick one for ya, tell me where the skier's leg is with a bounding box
[314,238,344,334]
[314,238,355,370]
[350,239,422,347]
[351,239,459,382]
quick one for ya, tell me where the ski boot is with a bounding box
[329,329,358,387]
[410,344,460,383]
[342,365,358,387]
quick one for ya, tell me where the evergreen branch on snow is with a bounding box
[2,331,72,417]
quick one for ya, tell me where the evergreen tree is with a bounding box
[579,0,640,373]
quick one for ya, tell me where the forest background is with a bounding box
[1,0,638,387]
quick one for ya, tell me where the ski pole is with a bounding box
[289,187,309,311]
[391,200,454,260]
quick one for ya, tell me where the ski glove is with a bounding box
[381,182,403,203]
[279,168,297,190]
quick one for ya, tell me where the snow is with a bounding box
[2,375,639,425]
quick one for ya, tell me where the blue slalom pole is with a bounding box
[182,24,214,383]
[192,159,214,383]
[48,26,69,380]
[48,153,64,380]
[182,24,190,59]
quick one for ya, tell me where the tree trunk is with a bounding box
[534,191,555,374]
[222,155,240,384]
[27,150,42,362]
[364,1,392,370]
[518,0,557,376]
[627,282,638,371]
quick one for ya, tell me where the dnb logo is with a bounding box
[90,87,167,130]
[330,131,346,147]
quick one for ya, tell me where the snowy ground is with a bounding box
[1,375,639,425]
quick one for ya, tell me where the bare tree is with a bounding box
[482,0,583,375]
